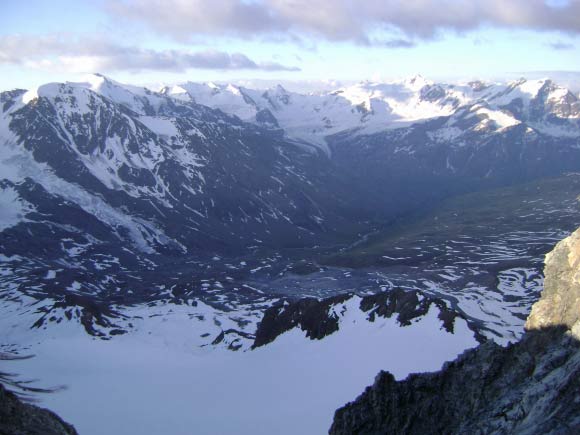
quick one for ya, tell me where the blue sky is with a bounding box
[1,0,580,90]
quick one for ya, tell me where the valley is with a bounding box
[1,74,580,434]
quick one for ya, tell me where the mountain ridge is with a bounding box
[2,73,580,330]
[160,75,580,147]
[1,73,580,433]
[0,383,78,435]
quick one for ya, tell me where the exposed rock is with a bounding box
[0,384,78,435]
[360,289,468,336]
[330,227,580,435]
[252,289,481,349]
[252,294,351,348]
[32,294,125,337]
[330,327,580,435]
[211,328,256,351]
[526,228,580,335]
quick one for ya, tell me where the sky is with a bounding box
[1,0,580,91]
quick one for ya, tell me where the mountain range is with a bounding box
[1,73,580,434]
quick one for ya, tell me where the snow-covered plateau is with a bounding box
[1,292,477,435]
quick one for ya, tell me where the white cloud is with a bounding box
[0,34,300,72]
[106,0,580,44]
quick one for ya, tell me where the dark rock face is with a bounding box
[252,294,351,348]
[0,384,78,435]
[330,329,580,435]
[252,289,481,349]
[211,329,256,351]
[32,294,125,337]
[360,289,461,334]
[330,228,580,435]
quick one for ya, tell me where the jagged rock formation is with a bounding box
[32,293,126,337]
[0,384,78,435]
[252,289,482,349]
[330,227,580,435]
[526,228,580,336]
[330,327,580,435]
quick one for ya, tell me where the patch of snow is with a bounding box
[0,186,34,232]
[471,105,521,130]
[21,89,38,104]
[139,116,179,138]
[45,270,57,279]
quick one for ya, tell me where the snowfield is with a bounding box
[1,296,477,435]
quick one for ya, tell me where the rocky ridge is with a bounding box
[330,226,580,435]
[252,288,484,349]
[0,383,77,435]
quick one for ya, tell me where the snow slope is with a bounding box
[0,186,33,232]
[1,294,477,435]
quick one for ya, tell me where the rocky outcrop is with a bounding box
[0,384,78,435]
[252,289,481,349]
[32,294,126,338]
[330,327,580,435]
[358,289,473,337]
[330,227,580,435]
[525,228,580,335]
[252,294,352,348]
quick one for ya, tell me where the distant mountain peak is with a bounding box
[403,73,431,89]
[67,74,580,150]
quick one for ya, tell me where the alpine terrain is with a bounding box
[330,224,580,435]
[1,73,580,434]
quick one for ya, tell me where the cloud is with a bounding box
[0,34,299,72]
[377,39,417,49]
[106,0,580,44]
[548,41,575,50]
[107,0,280,40]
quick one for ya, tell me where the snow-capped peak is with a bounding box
[225,83,242,95]
[160,84,190,101]
[518,78,551,95]
[402,74,432,90]
[21,88,39,104]
[18,74,144,114]
[21,74,575,149]
[274,84,289,95]
[79,72,110,92]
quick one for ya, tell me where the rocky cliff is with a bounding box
[330,227,580,435]
[0,384,78,435]
[525,228,580,336]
